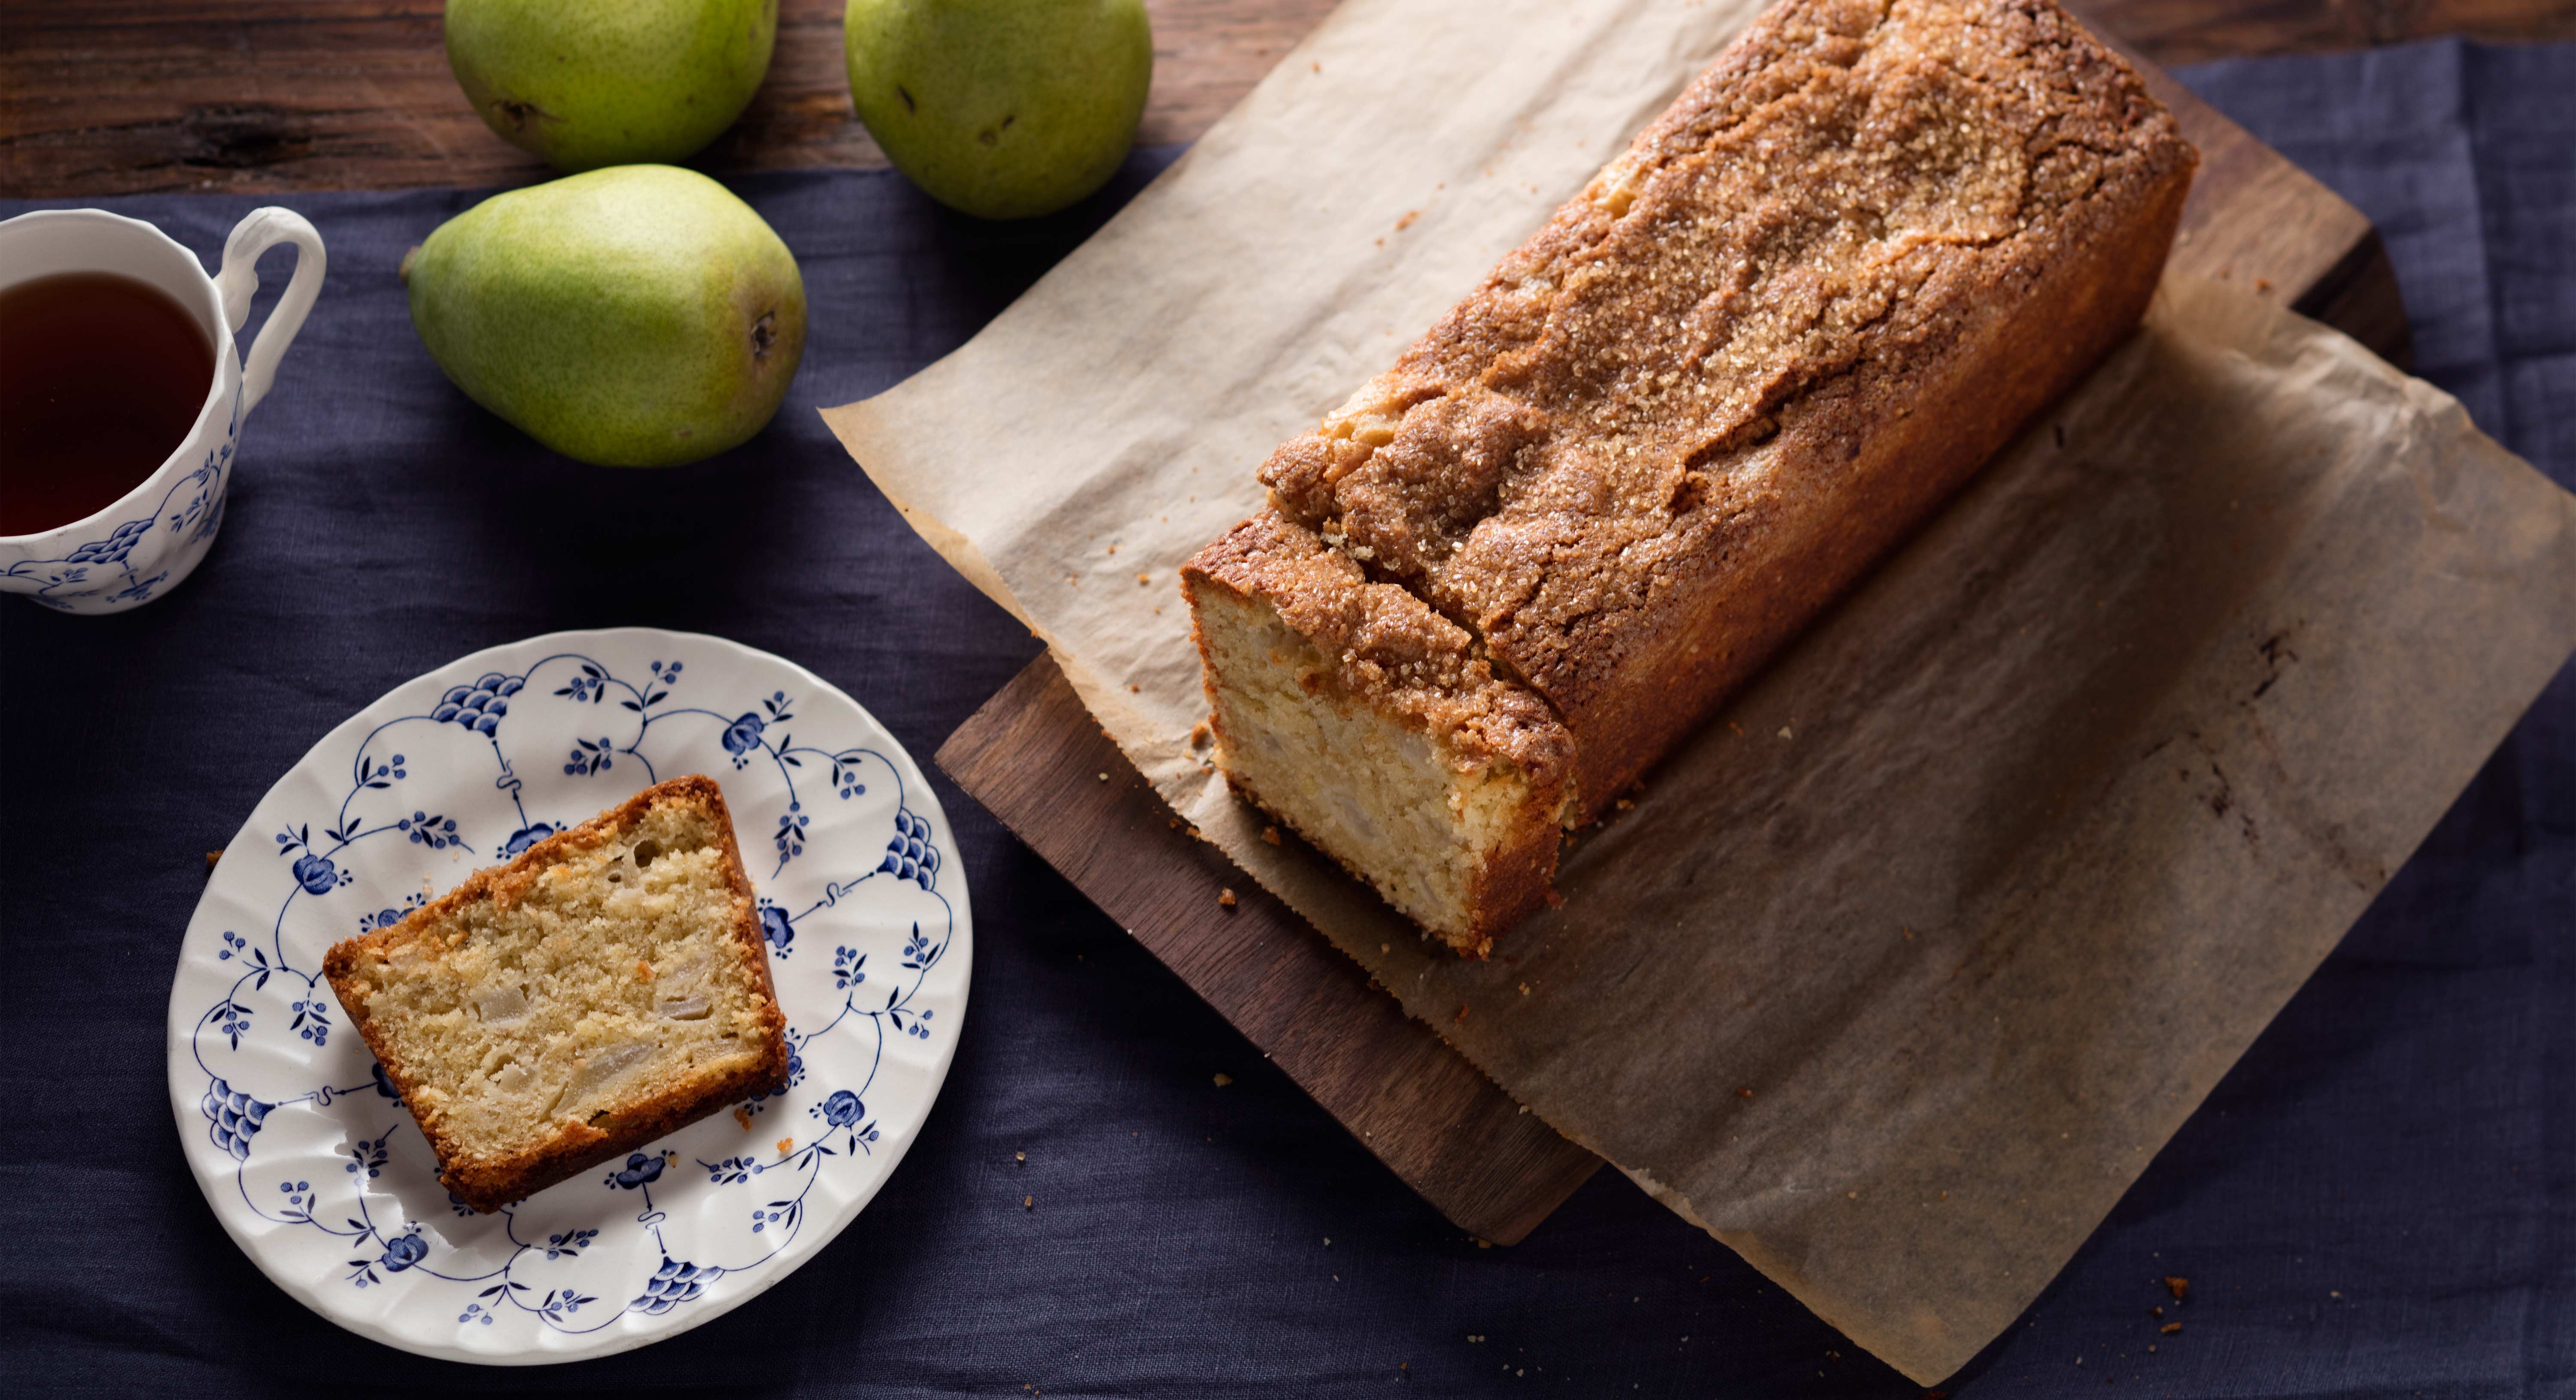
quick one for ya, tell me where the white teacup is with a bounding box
[0,207,324,614]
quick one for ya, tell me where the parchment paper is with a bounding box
[821,0,2576,1381]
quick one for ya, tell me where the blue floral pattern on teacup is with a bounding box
[176,639,963,1356]
[3,388,238,613]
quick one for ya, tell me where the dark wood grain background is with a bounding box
[6,0,2573,198]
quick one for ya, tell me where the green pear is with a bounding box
[845,0,1152,220]
[447,0,779,172]
[401,165,806,468]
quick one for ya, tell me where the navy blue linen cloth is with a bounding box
[3,38,2569,1398]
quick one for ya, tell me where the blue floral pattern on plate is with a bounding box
[167,630,971,1363]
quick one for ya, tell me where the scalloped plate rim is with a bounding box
[164,627,972,1365]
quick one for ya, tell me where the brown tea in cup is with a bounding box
[0,270,218,536]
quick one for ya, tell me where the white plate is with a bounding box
[167,629,971,1363]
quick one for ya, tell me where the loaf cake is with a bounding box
[1182,0,2197,955]
[323,776,789,1211]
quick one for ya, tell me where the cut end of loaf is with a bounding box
[322,775,788,1212]
[1183,514,1570,956]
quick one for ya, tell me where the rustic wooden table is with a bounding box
[5,0,2572,198]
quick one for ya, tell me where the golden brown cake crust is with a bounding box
[1182,510,1576,784]
[322,775,789,1213]
[1261,0,2197,813]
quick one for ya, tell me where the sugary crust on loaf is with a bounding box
[1182,511,1570,954]
[322,775,789,1213]
[1261,0,2197,813]
[1182,510,1575,786]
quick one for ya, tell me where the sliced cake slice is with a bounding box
[323,775,789,1212]
[1182,509,1575,956]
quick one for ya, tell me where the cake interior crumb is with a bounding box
[339,800,772,1169]
[1195,581,1540,937]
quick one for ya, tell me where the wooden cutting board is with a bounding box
[934,57,2408,1247]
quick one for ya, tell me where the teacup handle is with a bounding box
[213,207,327,416]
